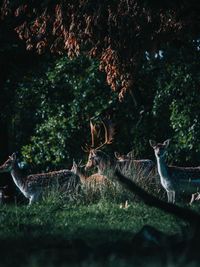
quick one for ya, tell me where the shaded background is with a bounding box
[0,1,200,200]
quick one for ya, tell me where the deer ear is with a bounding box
[163,139,170,147]
[114,152,120,159]
[72,159,77,167]
[11,153,17,160]
[149,140,156,148]
[127,151,134,158]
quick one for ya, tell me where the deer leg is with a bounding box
[190,193,196,205]
[172,191,175,204]
[29,196,34,205]
[29,193,40,205]
[167,191,171,203]
[167,191,175,203]
[190,192,200,205]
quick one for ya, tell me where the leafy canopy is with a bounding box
[1,0,200,98]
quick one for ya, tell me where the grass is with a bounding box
[0,197,191,267]
[0,200,183,240]
[0,166,200,267]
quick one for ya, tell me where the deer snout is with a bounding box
[84,165,90,171]
[85,158,94,171]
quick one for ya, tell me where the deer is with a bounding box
[0,153,80,205]
[84,119,116,176]
[114,151,155,176]
[149,139,200,204]
[71,160,110,188]
[84,119,154,178]
[114,151,133,161]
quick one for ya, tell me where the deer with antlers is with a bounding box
[84,119,155,178]
[84,119,116,176]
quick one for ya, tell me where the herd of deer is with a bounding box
[0,120,200,205]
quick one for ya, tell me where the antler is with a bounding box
[103,119,115,144]
[83,119,115,152]
[81,143,90,152]
[90,120,97,148]
[95,119,115,150]
[82,120,98,152]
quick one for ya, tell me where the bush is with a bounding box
[14,56,118,171]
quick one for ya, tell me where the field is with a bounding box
[0,173,199,267]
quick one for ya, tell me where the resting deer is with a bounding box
[149,139,200,203]
[71,160,109,187]
[114,151,155,176]
[84,119,154,178]
[0,153,80,204]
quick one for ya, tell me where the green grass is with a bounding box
[0,167,199,267]
[0,197,189,267]
[0,200,183,240]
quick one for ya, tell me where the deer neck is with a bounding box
[77,169,87,184]
[10,162,25,191]
[156,155,169,180]
[97,161,107,175]
[96,151,114,175]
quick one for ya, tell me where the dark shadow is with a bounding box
[0,226,200,267]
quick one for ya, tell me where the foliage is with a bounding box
[0,2,199,168]
[1,1,200,98]
[2,43,200,171]
[15,55,118,171]
[152,45,200,164]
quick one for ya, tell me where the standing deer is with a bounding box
[84,120,154,177]
[149,139,200,203]
[0,153,80,205]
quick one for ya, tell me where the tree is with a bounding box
[0,2,41,162]
[1,0,200,98]
[9,55,118,171]
[152,44,200,164]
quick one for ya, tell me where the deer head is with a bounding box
[71,160,78,174]
[114,151,134,161]
[149,139,170,159]
[0,153,17,173]
[71,160,87,183]
[71,160,85,175]
[84,119,115,171]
